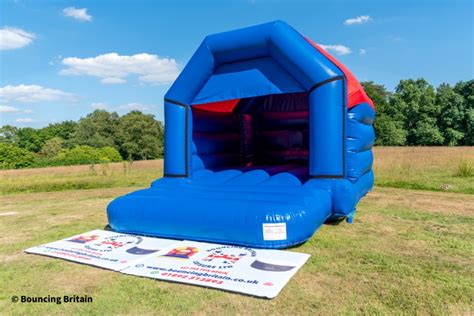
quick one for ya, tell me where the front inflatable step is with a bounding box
[107,184,332,249]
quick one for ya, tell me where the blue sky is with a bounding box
[0,0,472,128]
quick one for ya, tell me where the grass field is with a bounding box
[1,147,473,195]
[0,147,473,315]
[0,160,164,195]
[373,147,474,194]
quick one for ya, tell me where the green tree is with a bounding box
[0,143,36,169]
[72,110,120,149]
[373,115,407,145]
[436,83,465,145]
[39,137,64,158]
[39,121,77,147]
[394,79,443,145]
[361,81,390,111]
[464,108,474,145]
[454,80,474,145]
[16,127,44,152]
[362,81,407,145]
[118,111,164,160]
[0,125,19,144]
[412,121,445,145]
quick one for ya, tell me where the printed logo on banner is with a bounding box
[126,247,159,255]
[250,260,295,272]
[67,234,100,244]
[84,235,143,252]
[194,246,257,270]
[162,246,199,259]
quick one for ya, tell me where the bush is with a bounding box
[0,144,123,169]
[39,137,64,158]
[50,146,122,166]
[0,143,36,169]
[99,147,123,163]
[455,160,473,178]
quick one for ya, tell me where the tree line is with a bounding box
[0,78,472,169]
[0,110,164,169]
[362,79,473,146]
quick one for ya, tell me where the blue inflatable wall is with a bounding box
[107,21,375,249]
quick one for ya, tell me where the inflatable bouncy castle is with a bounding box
[108,21,375,248]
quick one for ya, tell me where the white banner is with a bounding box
[24,229,177,271]
[25,230,310,298]
[123,240,310,298]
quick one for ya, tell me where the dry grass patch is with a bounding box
[374,147,474,194]
[0,160,163,195]
[366,187,474,217]
[0,160,163,177]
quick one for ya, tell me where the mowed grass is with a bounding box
[0,147,473,314]
[1,147,473,195]
[0,187,472,314]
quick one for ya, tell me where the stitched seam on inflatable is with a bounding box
[342,76,346,178]
[308,75,344,94]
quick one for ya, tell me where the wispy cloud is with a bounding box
[90,102,109,110]
[90,102,155,114]
[0,85,76,103]
[0,105,33,114]
[117,102,153,112]
[0,27,36,50]
[101,77,126,84]
[0,105,20,113]
[318,44,352,56]
[15,118,35,123]
[387,35,404,42]
[63,7,92,22]
[359,48,367,55]
[344,15,372,26]
[60,53,180,85]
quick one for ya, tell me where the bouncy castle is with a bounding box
[108,21,375,249]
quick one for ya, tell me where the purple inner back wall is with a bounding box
[192,92,310,182]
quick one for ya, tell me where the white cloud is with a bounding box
[0,105,34,114]
[117,102,153,112]
[0,85,75,103]
[344,15,372,25]
[15,118,35,123]
[90,102,109,110]
[0,105,20,113]
[60,53,180,85]
[63,7,92,22]
[0,27,36,51]
[359,48,367,55]
[101,77,126,84]
[318,44,352,56]
[90,102,154,113]
[387,35,404,42]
